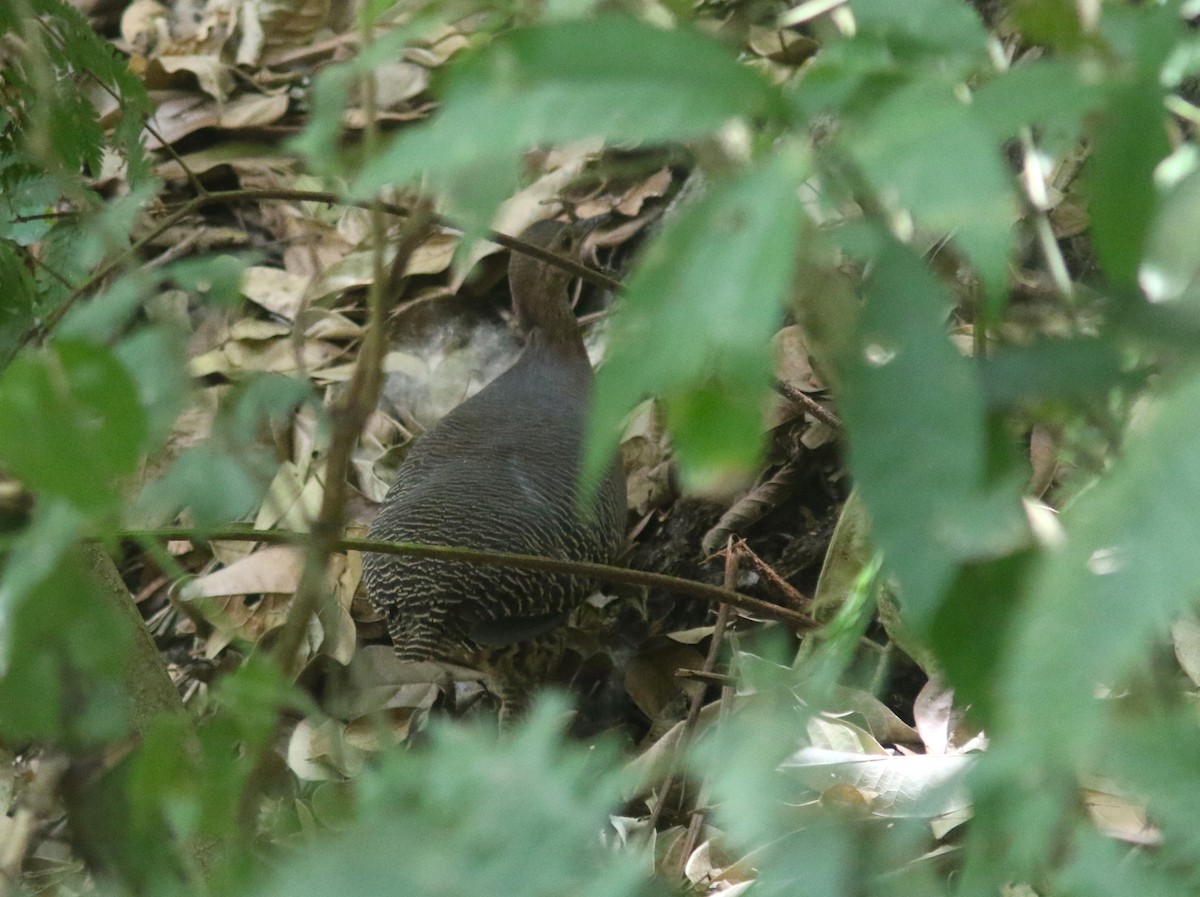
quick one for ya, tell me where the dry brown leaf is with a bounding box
[1082,786,1160,847]
[302,309,364,341]
[404,28,470,67]
[189,335,341,376]
[242,265,309,320]
[624,637,706,721]
[620,399,672,514]
[154,55,234,100]
[199,593,292,657]
[615,167,673,217]
[145,91,222,148]
[747,26,820,65]
[121,0,170,52]
[218,92,289,129]
[370,62,430,109]
[773,324,822,393]
[406,230,459,276]
[180,544,306,599]
[287,717,365,781]
[452,143,599,287]
[322,645,443,718]
[229,317,290,340]
[343,708,420,751]
[807,714,889,755]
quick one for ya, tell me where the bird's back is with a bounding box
[363,343,625,663]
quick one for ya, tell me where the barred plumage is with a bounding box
[362,219,626,725]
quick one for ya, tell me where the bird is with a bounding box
[362,218,627,726]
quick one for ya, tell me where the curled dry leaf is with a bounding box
[286,717,365,781]
[615,168,674,217]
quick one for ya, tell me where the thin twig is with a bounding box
[646,542,737,840]
[271,177,433,673]
[120,526,813,630]
[730,537,812,612]
[675,548,737,868]
[21,187,622,349]
[772,378,842,430]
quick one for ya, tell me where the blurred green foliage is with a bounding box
[4,0,1200,895]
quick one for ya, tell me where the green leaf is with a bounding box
[355,16,786,228]
[114,326,190,453]
[834,235,1024,628]
[587,150,806,492]
[0,163,59,244]
[256,697,646,897]
[1088,79,1170,289]
[849,0,990,59]
[1004,369,1200,746]
[0,340,148,513]
[170,253,254,306]
[971,59,1103,141]
[977,337,1130,409]
[846,81,1016,304]
[0,240,37,368]
[0,509,131,745]
[1140,159,1200,304]
[1008,0,1091,51]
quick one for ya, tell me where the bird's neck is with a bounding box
[512,277,589,361]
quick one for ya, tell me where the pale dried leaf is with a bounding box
[155,55,233,100]
[624,638,705,720]
[219,92,289,128]
[780,748,975,818]
[287,717,365,781]
[404,28,470,67]
[179,544,305,599]
[371,62,430,109]
[913,675,956,755]
[229,317,290,340]
[807,714,888,755]
[831,686,921,745]
[145,92,222,147]
[1082,787,1160,846]
[241,266,309,319]
[773,324,822,392]
[343,708,421,751]
[121,0,170,51]
[255,461,307,530]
